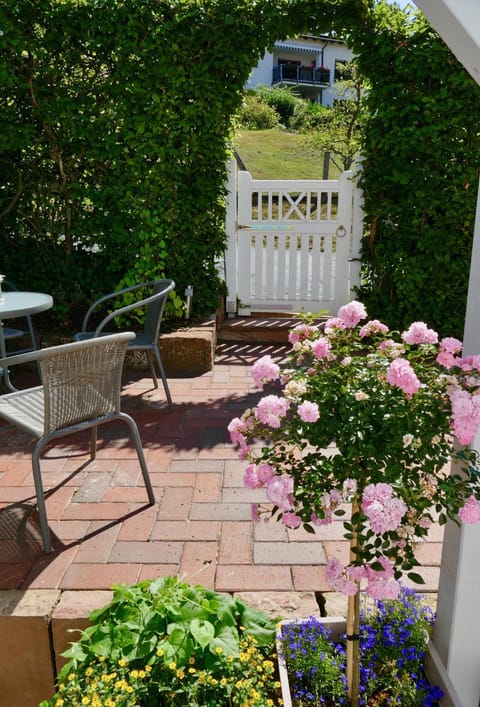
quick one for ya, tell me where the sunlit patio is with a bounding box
[0,342,443,597]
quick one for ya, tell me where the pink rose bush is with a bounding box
[228,301,480,602]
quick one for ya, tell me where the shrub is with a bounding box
[237,93,281,130]
[39,576,280,707]
[254,85,301,127]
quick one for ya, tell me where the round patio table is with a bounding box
[0,291,53,390]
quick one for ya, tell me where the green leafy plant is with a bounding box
[40,576,280,707]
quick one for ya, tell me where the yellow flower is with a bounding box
[131,670,139,679]
[145,664,152,673]
[227,655,234,662]
[85,667,94,677]
[215,645,223,654]
[54,700,64,707]
[156,648,164,657]
[188,656,195,665]
[67,673,76,682]
[176,668,185,679]
[168,661,176,671]
[118,658,128,668]
[81,698,90,705]
[138,669,146,678]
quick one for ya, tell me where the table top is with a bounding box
[0,291,53,319]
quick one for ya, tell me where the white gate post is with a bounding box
[432,180,480,707]
[349,162,364,300]
[224,159,238,318]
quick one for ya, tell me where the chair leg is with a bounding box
[90,426,97,459]
[146,351,159,389]
[118,412,155,505]
[32,440,52,554]
[152,345,173,410]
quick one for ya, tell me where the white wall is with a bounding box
[245,51,273,91]
[246,39,353,107]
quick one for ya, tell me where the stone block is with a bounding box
[51,590,114,673]
[0,589,60,707]
[157,323,216,376]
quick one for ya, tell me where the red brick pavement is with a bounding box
[0,342,443,597]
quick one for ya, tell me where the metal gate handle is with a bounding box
[336,225,347,238]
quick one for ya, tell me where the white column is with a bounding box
[433,181,480,707]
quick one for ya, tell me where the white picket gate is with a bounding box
[224,159,364,318]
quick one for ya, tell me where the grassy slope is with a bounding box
[233,129,338,179]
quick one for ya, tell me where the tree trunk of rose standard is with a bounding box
[346,499,361,707]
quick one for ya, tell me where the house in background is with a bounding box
[245,34,353,106]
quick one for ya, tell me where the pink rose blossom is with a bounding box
[297,400,320,423]
[440,337,463,355]
[310,336,332,360]
[326,557,343,584]
[458,495,480,524]
[257,463,275,485]
[250,355,280,388]
[244,464,261,489]
[449,388,480,444]
[266,475,294,511]
[343,478,357,499]
[337,301,368,327]
[362,484,407,534]
[324,317,346,333]
[377,339,404,357]
[436,350,457,368]
[255,395,289,429]
[366,579,400,600]
[402,321,438,345]
[227,417,248,446]
[359,319,389,338]
[288,323,318,344]
[386,358,421,397]
[362,482,393,507]
[282,512,302,528]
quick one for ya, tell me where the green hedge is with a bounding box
[350,2,480,339]
[1,0,479,337]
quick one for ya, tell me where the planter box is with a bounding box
[276,617,462,707]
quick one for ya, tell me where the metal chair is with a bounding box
[74,279,175,409]
[0,333,155,553]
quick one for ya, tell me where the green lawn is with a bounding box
[232,129,338,180]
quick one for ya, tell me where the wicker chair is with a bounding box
[0,332,155,553]
[74,279,175,409]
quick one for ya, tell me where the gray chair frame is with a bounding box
[74,279,175,409]
[0,333,155,553]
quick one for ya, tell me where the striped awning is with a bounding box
[274,42,319,54]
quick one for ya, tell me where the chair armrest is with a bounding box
[0,332,136,371]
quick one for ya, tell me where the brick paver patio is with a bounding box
[0,342,443,597]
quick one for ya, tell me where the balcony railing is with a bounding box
[272,65,330,87]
